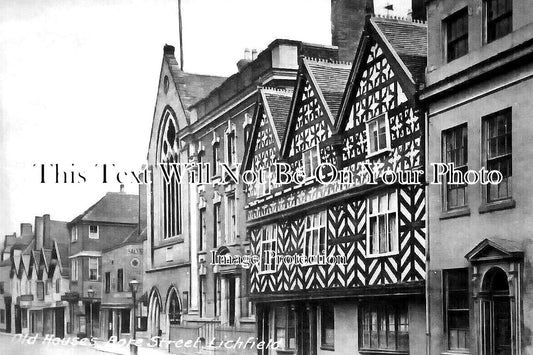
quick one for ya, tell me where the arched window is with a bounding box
[160,110,181,238]
[168,289,181,325]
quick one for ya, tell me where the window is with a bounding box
[259,225,277,273]
[304,211,327,259]
[367,191,398,256]
[160,113,182,239]
[0,282,4,294]
[117,269,123,292]
[200,277,206,318]
[105,272,110,293]
[45,280,51,295]
[226,195,236,244]
[445,268,470,351]
[366,113,391,155]
[214,275,221,317]
[302,145,320,178]
[71,258,79,281]
[88,257,98,281]
[89,225,99,239]
[321,304,335,350]
[71,226,78,242]
[168,290,181,325]
[484,109,512,202]
[360,301,409,352]
[37,281,44,301]
[0,309,5,324]
[443,124,468,209]
[213,142,220,175]
[21,310,27,329]
[274,306,296,350]
[56,278,61,293]
[446,8,469,62]
[213,203,221,248]
[199,208,207,251]
[226,131,236,166]
[486,0,512,42]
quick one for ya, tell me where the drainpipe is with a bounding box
[424,108,431,355]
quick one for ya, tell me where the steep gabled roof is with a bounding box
[242,87,293,172]
[336,15,427,130]
[305,59,352,120]
[70,192,139,225]
[262,88,293,144]
[371,16,427,84]
[281,57,351,156]
[164,48,226,118]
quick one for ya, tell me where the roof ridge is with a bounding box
[303,56,352,67]
[374,13,427,26]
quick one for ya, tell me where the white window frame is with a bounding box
[303,211,327,262]
[365,113,391,157]
[225,194,236,244]
[259,224,277,274]
[71,226,78,242]
[71,258,79,281]
[88,225,99,239]
[225,122,237,167]
[88,257,99,281]
[366,190,399,258]
[302,145,320,180]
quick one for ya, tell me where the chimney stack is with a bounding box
[120,184,125,193]
[411,0,426,21]
[251,49,258,61]
[43,214,51,248]
[331,0,374,62]
[237,49,253,72]
[20,223,32,236]
[35,216,44,250]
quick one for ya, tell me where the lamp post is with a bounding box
[87,287,95,339]
[129,279,140,355]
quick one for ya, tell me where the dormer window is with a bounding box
[89,225,99,239]
[302,145,320,179]
[366,113,391,156]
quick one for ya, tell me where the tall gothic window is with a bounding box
[160,111,182,239]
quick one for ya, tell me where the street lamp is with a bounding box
[129,279,140,355]
[87,287,95,339]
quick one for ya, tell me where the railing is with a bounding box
[197,319,218,349]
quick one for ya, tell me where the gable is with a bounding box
[337,36,423,179]
[287,76,332,157]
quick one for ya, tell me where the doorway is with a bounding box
[55,308,65,338]
[481,268,511,355]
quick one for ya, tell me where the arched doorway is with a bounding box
[167,287,181,326]
[148,288,162,340]
[481,268,511,355]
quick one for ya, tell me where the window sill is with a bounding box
[320,345,335,351]
[156,236,185,248]
[366,148,392,160]
[440,207,471,220]
[479,199,516,214]
[366,250,399,259]
[359,349,408,355]
[441,351,471,355]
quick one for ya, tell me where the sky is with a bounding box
[0,0,411,237]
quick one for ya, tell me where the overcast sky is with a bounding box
[0,0,410,237]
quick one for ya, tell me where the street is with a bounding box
[0,333,112,355]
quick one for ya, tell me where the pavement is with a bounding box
[0,332,196,355]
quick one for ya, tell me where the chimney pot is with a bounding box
[120,184,125,193]
[244,48,251,61]
[251,49,258,61]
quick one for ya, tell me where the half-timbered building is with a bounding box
[245,16,428,355]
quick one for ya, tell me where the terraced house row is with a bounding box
[2,0,533,354]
